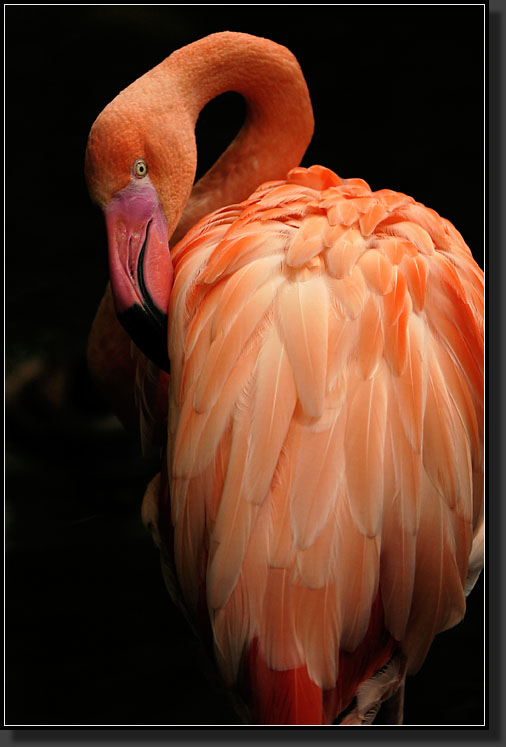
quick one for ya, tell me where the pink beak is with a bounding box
[105,178,173,372]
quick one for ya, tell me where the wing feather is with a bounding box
[165,166,483,719]
[206,400,260,610]
[425,257,483,398]
[401,253,429,311]
[172,347,257,479]
[382,266,409,326]
[344,370,387,537]
[258,568,305,671]
[422,350,466,510]
[290,414,346,550]
[201,229,288,284]
[278,275,329,418]
[359,202,389,236]
[268,432,299,569]
[295,507,340,588]
[210,254,283,340]
[382,220,435,255]
[213,501,271,684]
[358,295,383,379]
[357,248,394,295]
[193,277,283,413]
[396,202,463,254]
[336,495,381,651]
[286,214,328,267]
[326,228,366,279]
[436,345,482,467]
[403,479,467,673]
[328,265,368,319]
[327,199,359,226]
[296,583,340,688]
[245,322,298,505]
[173,472,206,610]
[326,312,359,393]
[179,287,220,402]
[392,313,427,453]
[380,400,418,640]
[383,292,411,376]
[213,577,252,684]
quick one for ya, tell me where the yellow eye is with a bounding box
[133,159,148,178]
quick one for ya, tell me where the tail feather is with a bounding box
[241,591,395,725]
[244,638,323,725]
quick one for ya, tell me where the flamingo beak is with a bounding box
[105,179,173,373]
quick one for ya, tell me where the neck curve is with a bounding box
[158,32,315,243]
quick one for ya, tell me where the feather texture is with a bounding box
[278,275,329,418]
[344,370,388,537]
[245,322,297,505]
[163,164,483,724]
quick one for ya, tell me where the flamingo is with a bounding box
[85,32,484,726]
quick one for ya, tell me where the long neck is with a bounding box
[158,32,315,244]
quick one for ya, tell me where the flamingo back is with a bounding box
[164,164,483,725]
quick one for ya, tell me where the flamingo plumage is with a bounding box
[85,32,484,725]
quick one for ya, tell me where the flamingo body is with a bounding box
[164,164,483,724]
[86,33,484,725]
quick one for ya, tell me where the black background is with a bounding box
[6,5,485,727]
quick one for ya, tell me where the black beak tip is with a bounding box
[117,304,171,374]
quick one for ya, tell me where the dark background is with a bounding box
[6,5,485,727]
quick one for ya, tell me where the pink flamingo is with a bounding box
[86,32,484,725]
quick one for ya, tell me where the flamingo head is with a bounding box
[84,79,197,374]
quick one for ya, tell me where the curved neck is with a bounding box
[159,33,315,244]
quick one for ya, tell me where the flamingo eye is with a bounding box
[133,159,148,178]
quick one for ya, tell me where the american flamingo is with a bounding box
[86,32,484,725]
